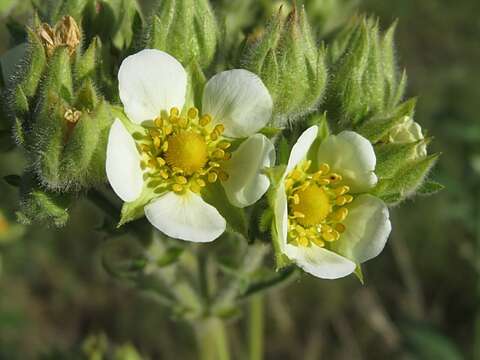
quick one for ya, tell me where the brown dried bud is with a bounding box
[37,16,81,57]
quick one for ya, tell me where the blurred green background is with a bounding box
[0,0,479,359]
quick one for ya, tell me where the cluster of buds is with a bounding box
[242,5,328,125]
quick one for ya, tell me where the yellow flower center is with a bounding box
[138,107,232,194]
[292,184,331,226]
[165,131,208,175]
[285,161,353,248]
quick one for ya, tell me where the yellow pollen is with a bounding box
[165,131,208,175]
[291,184,332,227]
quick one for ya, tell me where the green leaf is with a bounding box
[354,264,364,284]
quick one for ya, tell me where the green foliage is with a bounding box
[242,5,327,125]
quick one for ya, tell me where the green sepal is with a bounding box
[354,264,365,285]
[74,79,99,109]
[374,140,425,179]
[60,100,113,188]
[202,182,248,239]
[417,180,445,196]
[373,153,440,203]
[42,46,74,103]
[16,173,72,227]
[119,186,157,226]
[75,36,102,83]
[19,28,46,98]
[356,98,417,143]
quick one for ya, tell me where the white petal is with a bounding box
[283,244,356,280]
[317,131,377,193]
[106,119,143,202]
[202,69,273,138]
[222,134,275,208]
[274,183,289,248]
[118,49,187,124]
[144,191,226,243]
[286,126,318,174]
[332,194,391,264]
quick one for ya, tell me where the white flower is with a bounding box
[273,126,391,279]
[106,49,275,243]
[387,116,427,158]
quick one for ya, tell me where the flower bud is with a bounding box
[242,5,327,125]
[385,116,427,159]
[145,0,218,68]
[326,17,406,125]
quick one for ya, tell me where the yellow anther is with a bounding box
[160,170,169,179]
[190,182,202,193]
[170,107,180,117]
[212,149,225,159]
[199,114,212,126]
[178,117,189,128]
[162,141,169,152]
[164,124,173,135]
[140,144,150,152]
[331,208,348,222]
[154,117,163,127]
[209,161,220,168]
[290,193,300,205]
[335,223,346,233]
[334,186,350,196]
[290,169,303,181]
[218,141,231,149]
[297,237,309,247]
[188,107,199,119]
[319,163,330,174]
[156,157,166,166]
[149,129,160,137]
[336,196,348,206]
[344,194,354,203]
[311,236,325,247]
[223,152,232,161]
[317,178,330,186]
[208,172,218,183]
[293,211,305,219]
[196,179,206,187]
[218,171,229,181]
[214,124,225,134]
[322,231,336,242]
[210,132,219,141]
[285,178,294,190]
[172,184,184,193]
[148,158,157,168]
[176,176,188,185]
[329,173,342,183]
[153,136,161,149]
[169,116,179,124]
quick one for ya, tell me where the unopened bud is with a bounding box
[242,5,327,125]
[146,0,218,68]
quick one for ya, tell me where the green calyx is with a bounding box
[242,5,327,125]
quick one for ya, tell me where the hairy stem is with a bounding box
[194,317,230,360]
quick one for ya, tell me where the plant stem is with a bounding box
[194,317,230,360]
[248,295,264,360]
